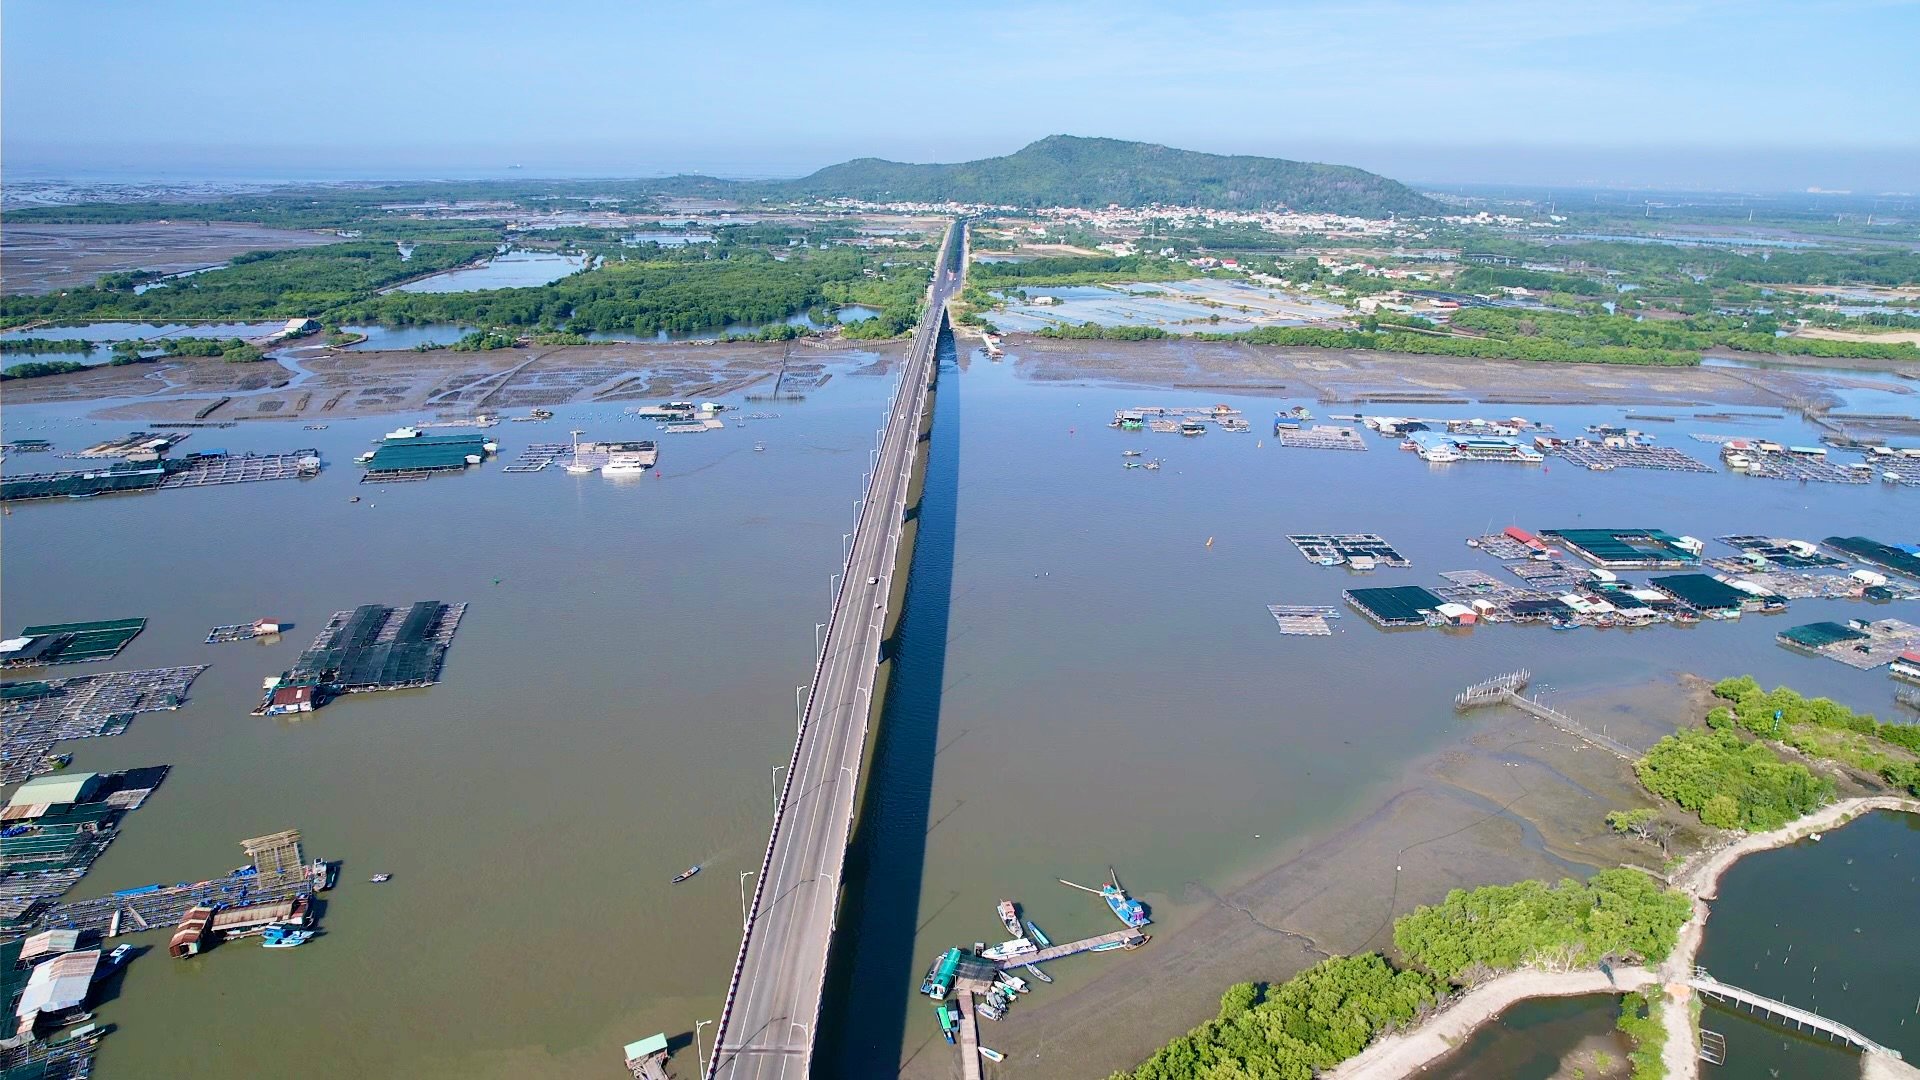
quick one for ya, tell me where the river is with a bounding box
[2,345,1915,1078]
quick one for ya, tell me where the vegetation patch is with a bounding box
[1634,727,1833,831]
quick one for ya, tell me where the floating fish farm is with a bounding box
[1,618,146,668]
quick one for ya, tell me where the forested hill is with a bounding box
[775,136,1439,217]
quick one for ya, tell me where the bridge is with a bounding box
[1691,967,1904,1061]
[707,220,967,1080]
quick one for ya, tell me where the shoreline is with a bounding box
[6,331,1908,420]
[1325,796,1920,1080]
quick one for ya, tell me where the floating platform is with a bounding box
[2,618,146,667]
[1286,533,1409,568]
[159,450,320,487]
[1550,443,1712,473]
[1779,618,1920,670]
[1825,536,1920,581]
[1277,425,1367,451]
[1,666,205,785]
[1345,586,1447,627]
[16,829,318,941]
[0,766,172,922]
[257,601,468,713]
[1267,605,1340,636]
[1541,528,1699,570]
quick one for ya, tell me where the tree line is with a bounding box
[1117,871,1691,1079]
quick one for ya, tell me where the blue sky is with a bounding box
[5,0,1917,190]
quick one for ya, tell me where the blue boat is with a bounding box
[1101,868,1151,929]
[1024,921,1052,948]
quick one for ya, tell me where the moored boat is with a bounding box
[936,1002,956,1043]
[261,925,315,949]
[1025,920,1052,947]
[1022,962,1053,984]
[996,899,1021,937]
[981,937,1036,962]
[980,1047,1005,1062]
[1102,868,1151,928]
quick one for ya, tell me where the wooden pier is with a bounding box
[1691,968,1903,1060]
[955,989,984,1080]
[993,928,1149,969]
[1455,670,1530,709]
[1455,672,1634,758]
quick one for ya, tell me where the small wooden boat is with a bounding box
[979,1047,1005,1063]
[672,865,701,884]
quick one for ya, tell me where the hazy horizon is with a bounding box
[5,0,1918,194]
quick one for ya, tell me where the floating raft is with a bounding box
[1267,605,1339,636]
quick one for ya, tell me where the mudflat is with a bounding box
[1,222,338,294]
[1000,333,1907,409]
[6,337,909,421]
[898,677,1706,1079]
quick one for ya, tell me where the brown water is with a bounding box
[5,349,1916,1078]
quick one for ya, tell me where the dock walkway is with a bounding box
[1691,968,1902,1059]
[997,928,1149,968]
[955,989,983,1080]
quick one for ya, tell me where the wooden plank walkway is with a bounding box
[1691,968,1902,1059]
[996,928,1149,968]
[955,989,983,1080]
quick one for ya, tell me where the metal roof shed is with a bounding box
[6,773,101,809]
[18,929,81,964]
[16,949,100,1019]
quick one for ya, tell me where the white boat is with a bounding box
[981,938,1036,962]
[979,1047,1005,1062]
[602,460,648,476]
[385,426,421,440]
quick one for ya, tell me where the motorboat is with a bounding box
[672,865,701,884]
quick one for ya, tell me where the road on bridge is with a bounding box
[709,220,966,1080]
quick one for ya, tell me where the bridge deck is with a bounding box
[1691,973,1902,1059]
[708,222,966,1080]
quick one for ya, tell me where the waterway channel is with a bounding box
[2,347,1915,1078]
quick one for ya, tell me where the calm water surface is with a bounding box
[1425,994,1630,1080]
[394,250,589,292]
[4,347,1916,1077]
[1694,810,1920,1079]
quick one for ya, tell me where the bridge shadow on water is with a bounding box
[816,328,961,1075]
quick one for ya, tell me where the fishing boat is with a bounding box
[996,971,1029,994]
[976,999,1004,1021]
[1122,450,1143,457]
[369,873,392,883]
[979,1047,1005,1063]
[308,859,333,891]
[1021,963,1053,984]
[1025,921,1052,947]
[753,443,766,452]
[936,1003,956,1044]
[1100,868,1151,927]
[107,944,133,968]
[261,925,315,949]
[981,938,1037,962]
[996,899,1021,936]
[672,865,701,884]
[1091,933,1151,952]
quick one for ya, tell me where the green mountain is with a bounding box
[777,136,1438,217]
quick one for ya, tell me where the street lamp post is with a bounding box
[771,764,786,816]
[696,1019,713,1079]
[795,685,807,733]
[739,870,755,929]
[814,622,826,657]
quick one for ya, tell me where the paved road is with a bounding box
[709,221,965,1080]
